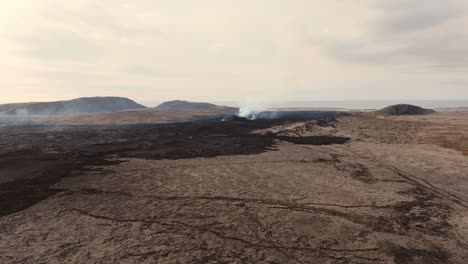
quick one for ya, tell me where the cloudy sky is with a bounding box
[1,0,468,104]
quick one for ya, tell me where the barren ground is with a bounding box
[1,113,468,263]
[37,107,237,125]
[380,113,468,156]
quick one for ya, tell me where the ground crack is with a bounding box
[72,190,390,210]
[71,208,383,261]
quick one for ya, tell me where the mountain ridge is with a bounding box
[156,100,237,111]
[0,97,146,116]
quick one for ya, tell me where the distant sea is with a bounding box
[141,100,468,110]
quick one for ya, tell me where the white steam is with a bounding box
[15,108,29,117]
[237,96,275,119]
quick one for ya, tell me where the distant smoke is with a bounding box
[0,108,32,126]
[14,109,32,122]
[237,96,275,119]
[15,108,29,117]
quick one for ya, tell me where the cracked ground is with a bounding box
[1,115,468,263]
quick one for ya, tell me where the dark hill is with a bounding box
[0,97,145,116]
[373,104,435,116]
[157,100,237,112]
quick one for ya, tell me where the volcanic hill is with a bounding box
[0,97,145,116]
[157,100,237,112]
[372,104,435,116]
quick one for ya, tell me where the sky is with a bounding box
[1,0,468,104]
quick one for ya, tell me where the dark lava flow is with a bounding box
[0,114,349,216]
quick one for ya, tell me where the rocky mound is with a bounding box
[157,100,237,112]
[373,104,435,116]
[0,97,145,116]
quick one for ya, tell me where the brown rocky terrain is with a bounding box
[37,100,238,125]
[379,113,468,156]
[1,111,468,263]
[38,108,237,125]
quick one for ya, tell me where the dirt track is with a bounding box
[1,114,468,263]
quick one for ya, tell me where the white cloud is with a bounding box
[322,0,468,67]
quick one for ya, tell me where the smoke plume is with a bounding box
[237,96,277,119]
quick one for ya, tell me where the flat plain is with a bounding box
[1,112,468,263]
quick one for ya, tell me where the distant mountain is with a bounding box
[39,101,239,125]
[157,100,238,112]
[372,104,435,116]
[0,97,146,116]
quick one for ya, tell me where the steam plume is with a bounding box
[237,97,272,119]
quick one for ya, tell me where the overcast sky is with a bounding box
[1,0,468,103]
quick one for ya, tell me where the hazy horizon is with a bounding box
[152,99,468,109]
[1,1,468,103]
[2,98,468,110]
